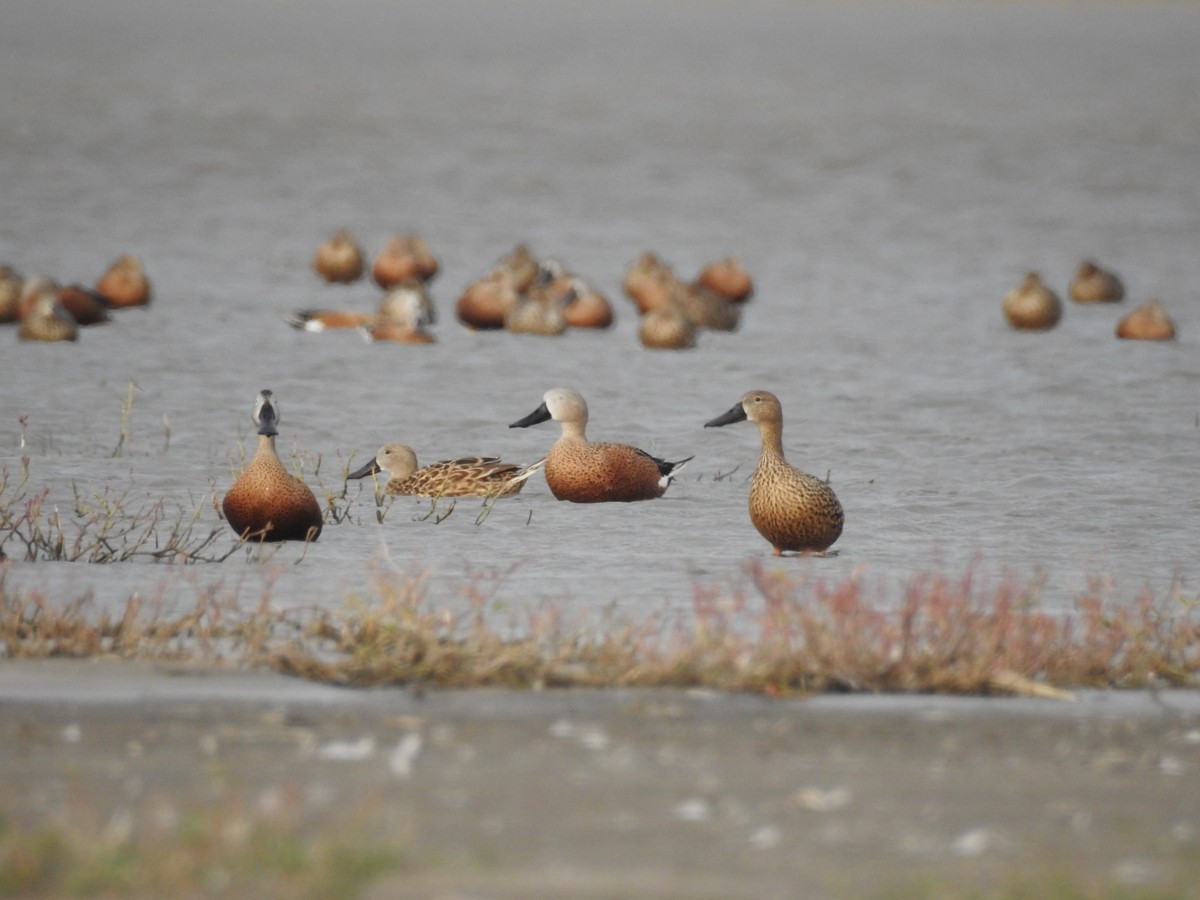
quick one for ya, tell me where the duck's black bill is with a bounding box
[346,457,382,480]
[704,403,747,428]
[509,402,552,428]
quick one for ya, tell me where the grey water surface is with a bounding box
[2,0,1197,626]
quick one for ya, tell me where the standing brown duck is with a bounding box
[222,390,323,542]
[705,390,843,556]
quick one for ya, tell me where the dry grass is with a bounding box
[0,460,237,564]
[3,560,1197,696]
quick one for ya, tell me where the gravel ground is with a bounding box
[2,660,1199,898]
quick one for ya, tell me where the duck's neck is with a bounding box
[258,433,285,469]
[756,420,787,464]
[560,420,588,442]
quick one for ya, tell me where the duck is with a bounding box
[222,390,323,542]
[509,387,693,503]
[286,307,377,331]
[671,281,740,331]
[286,281,435,333]
[380,281,436,323]
[497,243,542,294]
[1002,272,1062,331]
[95,255,152,307]
[638,304,696,350]
[504,268,572,336]
[456,267,521,330]
[361,284,437,344]
[17,290,78,342]
[312,229,365,284]
[505,292,569,335]
[695,256,754,304]
[346,444,540,498]
[1116,299,1175,341]
[1069,260,1124,303]
[562,277,615,329]
[623,252,678,314]
[372,233,439,287]
[16,275,60,321]
[57,284,112,326]
[0,265,22,324]
[705,390,844,556]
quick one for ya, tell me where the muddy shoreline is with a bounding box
[3,660,1198,897]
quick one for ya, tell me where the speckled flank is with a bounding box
[510,387,692,503]
[346,444,535,498]
[543,440,678,503]
[706,390,843,555]
[222,391,322,542]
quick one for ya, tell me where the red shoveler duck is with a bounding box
[695,256,754,304]
[1002,272,1062,331]
[1116,299,1175,341]
[95,255,152,308]
[222,390,323,542]
[705,390,844,556]
[372,233,439,287]
[456,267,521,330]
[509,387,693,503]
[57,284,111,326]
[1069,260,1124,304]
[312,229,365,284]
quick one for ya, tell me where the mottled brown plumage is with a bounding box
[705,390,843,556]
[222,390,322,542]
[638,304,696,350]
[312,229,364,284]
[510,388,692,503]
[18,291,78,342]
[1002,272,1062,331]
[346,444,538,497]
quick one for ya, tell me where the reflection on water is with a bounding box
[1,0,1198,625]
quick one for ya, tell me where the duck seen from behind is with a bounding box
[510,387,692,503]
[1116,299,1175,341]
[222,390,323,542]
[1002,272,1062,331]
[705,390,843,556]
[1069,260,1124,304]
[347,444,540,498]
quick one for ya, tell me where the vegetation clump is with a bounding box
[2,561,1196,696]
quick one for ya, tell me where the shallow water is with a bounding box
[2,0,1198,624]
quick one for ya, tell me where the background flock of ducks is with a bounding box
[1002,260,1177,340]
[291,229,755,349]
[225,385,844,558]
[0,256,152,342]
